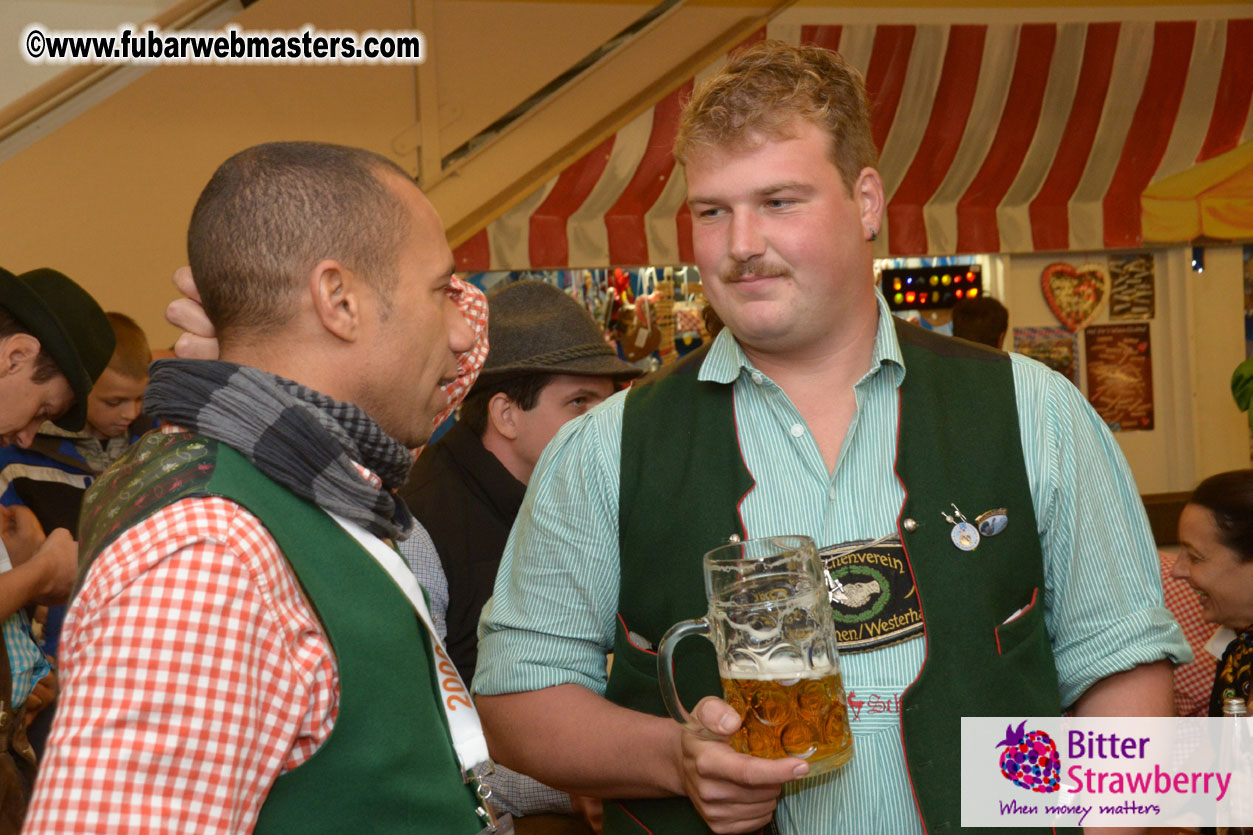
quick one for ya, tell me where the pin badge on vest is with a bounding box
[941,504,1009,551]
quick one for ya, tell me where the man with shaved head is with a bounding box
[26,143,497,835]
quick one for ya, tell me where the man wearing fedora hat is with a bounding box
[399,279,638,830]
[0,268,114,450]
[0,266,111,832]
[401,279,641,686]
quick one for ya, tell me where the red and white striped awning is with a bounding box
[454,18,1253,270]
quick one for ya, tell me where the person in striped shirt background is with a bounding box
[474,40,1189,835]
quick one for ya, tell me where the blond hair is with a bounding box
[675,40,878,195]
[105,312,152,380]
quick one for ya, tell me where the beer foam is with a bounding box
[720,662,838,681]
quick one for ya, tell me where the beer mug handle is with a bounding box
[657,616,711,726]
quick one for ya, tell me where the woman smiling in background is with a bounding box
[1171,469,1253,714]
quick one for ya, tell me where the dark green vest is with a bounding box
[77,431,484,834]
[606,321,1075,835]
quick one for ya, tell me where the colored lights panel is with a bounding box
[882,265,983,311]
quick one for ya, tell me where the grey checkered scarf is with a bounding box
[144,359,415,541]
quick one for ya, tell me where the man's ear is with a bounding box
[855,167,886,240]
[309,259,362,341]
[486,392,520,441]
[0,334,41,377]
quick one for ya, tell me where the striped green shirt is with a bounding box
[476,292,1189,834]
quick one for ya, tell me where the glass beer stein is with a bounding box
[657,535,854,777]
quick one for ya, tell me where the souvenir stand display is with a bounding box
[461,266,711,374]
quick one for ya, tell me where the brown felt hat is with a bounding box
[473,280,642,388]
[0,268,114,431]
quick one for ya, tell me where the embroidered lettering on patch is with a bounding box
[821,539,922,653]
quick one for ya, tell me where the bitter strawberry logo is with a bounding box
[996,721,1061,793]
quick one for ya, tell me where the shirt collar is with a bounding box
[697,290,907,387]
[38,421,93,441]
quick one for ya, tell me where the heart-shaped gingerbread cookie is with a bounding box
[1041,262,1107,332]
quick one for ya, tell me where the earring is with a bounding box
[868,228,878,242]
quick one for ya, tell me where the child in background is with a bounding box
[0,312,153,754]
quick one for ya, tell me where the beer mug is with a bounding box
[657,535,854,776]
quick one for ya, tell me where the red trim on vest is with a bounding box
[893,387,931,833]
[615,801,654,833]
[994,587,1040,656]
[618,613,658,656]
[730,385,756,540]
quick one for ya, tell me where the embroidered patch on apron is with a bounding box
[821,538,923,653]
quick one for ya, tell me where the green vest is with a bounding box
[606,321,1075,835]
[77,431,484,834]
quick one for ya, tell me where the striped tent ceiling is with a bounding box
[454,18,1253,270]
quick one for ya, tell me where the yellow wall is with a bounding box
[0,0,420,349]
[1001,246,1248,492]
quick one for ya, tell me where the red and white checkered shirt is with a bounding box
[24,464,338,834]
[1159,550,1222,717]
[22,413,430,834]
[436,276,489,427]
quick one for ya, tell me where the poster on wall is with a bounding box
[1012,327,1079,386]
[1084,323,1154,432]
[1108,253,1156,320]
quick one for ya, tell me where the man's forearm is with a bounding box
[477,684,684,798]
[1072,660,1174,718]
[1074,660,1174,835]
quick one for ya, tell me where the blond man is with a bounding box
[474,41,1187,835]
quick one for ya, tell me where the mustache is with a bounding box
[719,259,793,283]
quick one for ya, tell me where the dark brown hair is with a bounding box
[0,306,63,383]
[187,141,412,339]
[951,297,1008,349]
[1189,469,1253,562]
[459,374,554,438]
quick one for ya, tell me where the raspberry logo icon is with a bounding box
[996,721,1060,793]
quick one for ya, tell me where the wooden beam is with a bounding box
[0,0,239,145]
[410,0,443,186]
[425,0,797,248]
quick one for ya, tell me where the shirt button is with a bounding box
[828,486,837,501]
[751,372,764,385]
[790,423,805,438]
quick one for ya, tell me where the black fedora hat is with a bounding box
[473,280,643,389]
[0,268,114,431]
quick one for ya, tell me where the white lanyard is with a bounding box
[330,514,507,832]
